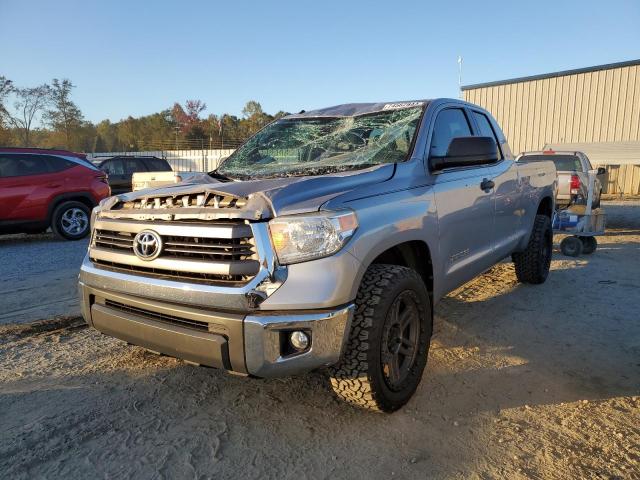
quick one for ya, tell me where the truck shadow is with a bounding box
[419,230,639,418]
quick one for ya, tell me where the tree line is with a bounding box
[0,75,288,152]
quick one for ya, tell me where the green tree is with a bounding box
[241,100,263,119]
[241,100,273,136]
[44,78,84,149]
[95,119,119,151]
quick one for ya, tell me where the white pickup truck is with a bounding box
[132,171,206,191]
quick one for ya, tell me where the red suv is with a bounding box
[0,148,111,240]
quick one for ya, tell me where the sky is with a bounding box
[1,0,639,124]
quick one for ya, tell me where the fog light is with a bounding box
[289,331,309,351]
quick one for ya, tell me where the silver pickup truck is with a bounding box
[79,99,556,412]
[517,150,605,208]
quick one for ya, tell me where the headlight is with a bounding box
[269,211,358,264]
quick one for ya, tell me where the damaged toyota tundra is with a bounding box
[79,99,557,412]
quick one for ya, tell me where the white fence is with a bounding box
[87,149,236,173]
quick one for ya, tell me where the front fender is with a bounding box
[344,186,441,298]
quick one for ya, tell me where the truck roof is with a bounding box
[287,100,431,118]
[520,150,583,157]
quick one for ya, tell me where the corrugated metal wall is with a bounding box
[463,64,640,155]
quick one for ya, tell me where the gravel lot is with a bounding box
[1,201,639,479]
[0,233,88,325]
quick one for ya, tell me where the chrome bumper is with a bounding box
[79,281,353,377]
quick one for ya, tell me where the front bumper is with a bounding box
[79,281,354,377]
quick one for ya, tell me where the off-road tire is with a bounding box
[51,201,91,240]
[560,236,583,257]
[328,264,432,412]
[580,236,597,254]
[512,214,553,284]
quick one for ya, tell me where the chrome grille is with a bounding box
[94,229,255,262]
[90,218,260,285]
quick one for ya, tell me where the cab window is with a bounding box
[429,108,472,158]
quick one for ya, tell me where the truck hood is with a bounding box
[98,164,394,221]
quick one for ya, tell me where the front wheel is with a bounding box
[51,201,91,240]
[512,214,553,284]
[328,264,432,412]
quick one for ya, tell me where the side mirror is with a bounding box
[597,167,606,175]
[430,136,498,171]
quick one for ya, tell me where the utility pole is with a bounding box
[458,56,463,99]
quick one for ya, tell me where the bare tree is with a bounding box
[44,79,83,149]
[4,84,50,145]
[0,76,14,126]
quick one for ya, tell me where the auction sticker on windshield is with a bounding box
[382,102,424,110]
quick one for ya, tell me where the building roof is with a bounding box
[461,59,640,91]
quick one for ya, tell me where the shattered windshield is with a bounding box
[216,106,423,179]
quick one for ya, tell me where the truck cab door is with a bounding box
[469,110,521,259]
[428,107,497,293]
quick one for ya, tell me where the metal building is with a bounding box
[462,59,640,194]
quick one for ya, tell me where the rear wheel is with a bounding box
[328,264,432,412]
[512,214,553,284]
[580,236,597,254]
[51,201,91,240]
[560,236,583,257]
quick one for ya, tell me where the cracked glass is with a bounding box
[216,106,424,179]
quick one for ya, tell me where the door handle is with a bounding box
[480,178,495,191]
[47,184,62,188]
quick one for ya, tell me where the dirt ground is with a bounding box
[1,201,639,479]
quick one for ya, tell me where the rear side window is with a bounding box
[123,158,147,174]
[429,108,472,157]
[472,112,503,160]
[520,154,582,171]
[144,157,172,171]
[44,155,76,172]
[102,159,124,175]
[0,154,51,177]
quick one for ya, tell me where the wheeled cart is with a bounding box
[552,170,606,257]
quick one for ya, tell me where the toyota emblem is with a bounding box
[133,230,162,260]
